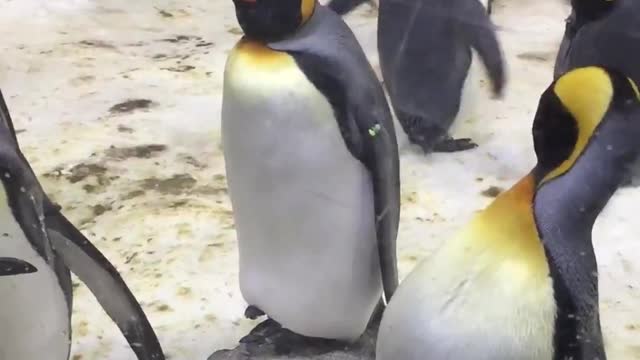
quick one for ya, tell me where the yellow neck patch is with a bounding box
[541,67,613,184]
[301,0,315,24]
[228,37,293,70]
[456,174,550,279]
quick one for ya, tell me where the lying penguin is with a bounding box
[0,257,37,276]
[376,65,640,360]
[327,0,506,153]
[220,0,400,356]
[0,89,165,360]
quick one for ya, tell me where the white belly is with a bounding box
[0,198,70,360]
[222,50,382,341]
[377,241,555,360]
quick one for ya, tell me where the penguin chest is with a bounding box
[0,202,70,360]
[377,189,557,360]
[378,242,557,360]
[221,40,381,340]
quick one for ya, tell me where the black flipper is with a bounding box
[288,48,400,302]
[1,88,164,360]
[45,207,165,360]
[326,0,372,16]
[0,89,19,145]
[0,257,37,276]
[0,88,75,311]
[355,106,401,302]
[455,0,506,96]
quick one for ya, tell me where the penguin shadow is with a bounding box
[208,310,381,360]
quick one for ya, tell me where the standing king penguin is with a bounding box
[376,66,640,360]
[0,90,165,360]
[326,0,506,153]
[222,0,400,352]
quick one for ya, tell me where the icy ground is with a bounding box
[0,0,638,359]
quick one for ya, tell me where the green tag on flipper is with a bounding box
[368,124,382,137]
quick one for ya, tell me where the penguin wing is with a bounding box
[0,257,38,276]
[44,204,165,360]
[454,0,506,96]
[0,89,19,146]
[1,89,161,355]
[271,5,400,301]
[0,88,75,309]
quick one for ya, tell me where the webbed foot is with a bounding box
[244,305,265,320]
[395,110,475,154]
[238,318,344,357]
[432,136,478,153]
[208,316,379,359]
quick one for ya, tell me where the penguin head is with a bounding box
[232,0,316,42]
[532,66,640,184]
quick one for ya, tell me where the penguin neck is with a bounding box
[532,145,628,237]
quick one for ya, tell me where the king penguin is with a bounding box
[554,0,640,186]
[0,257,37,276]
[222,0,400,352]
[376,66,640,360]
[326,0,506,153]
[0,89,165,360]
[553,0,621,80]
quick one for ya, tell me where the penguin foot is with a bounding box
[209,317,379,360]
[244,305,265,320]
[238,318,345,357]
[431,137,478,153]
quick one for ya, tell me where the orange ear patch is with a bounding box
[301,0,316,23]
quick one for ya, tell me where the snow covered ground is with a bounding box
[0,0,638,359]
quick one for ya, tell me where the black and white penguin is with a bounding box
[221,0,400,353]
[553,0,621,80]
[0,89,165,360]
[326,0,506,153]
[376,66,640,360]
[552,0,640,186]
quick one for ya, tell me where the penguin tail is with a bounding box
[0,89,20,144]
[456,0,507,97]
